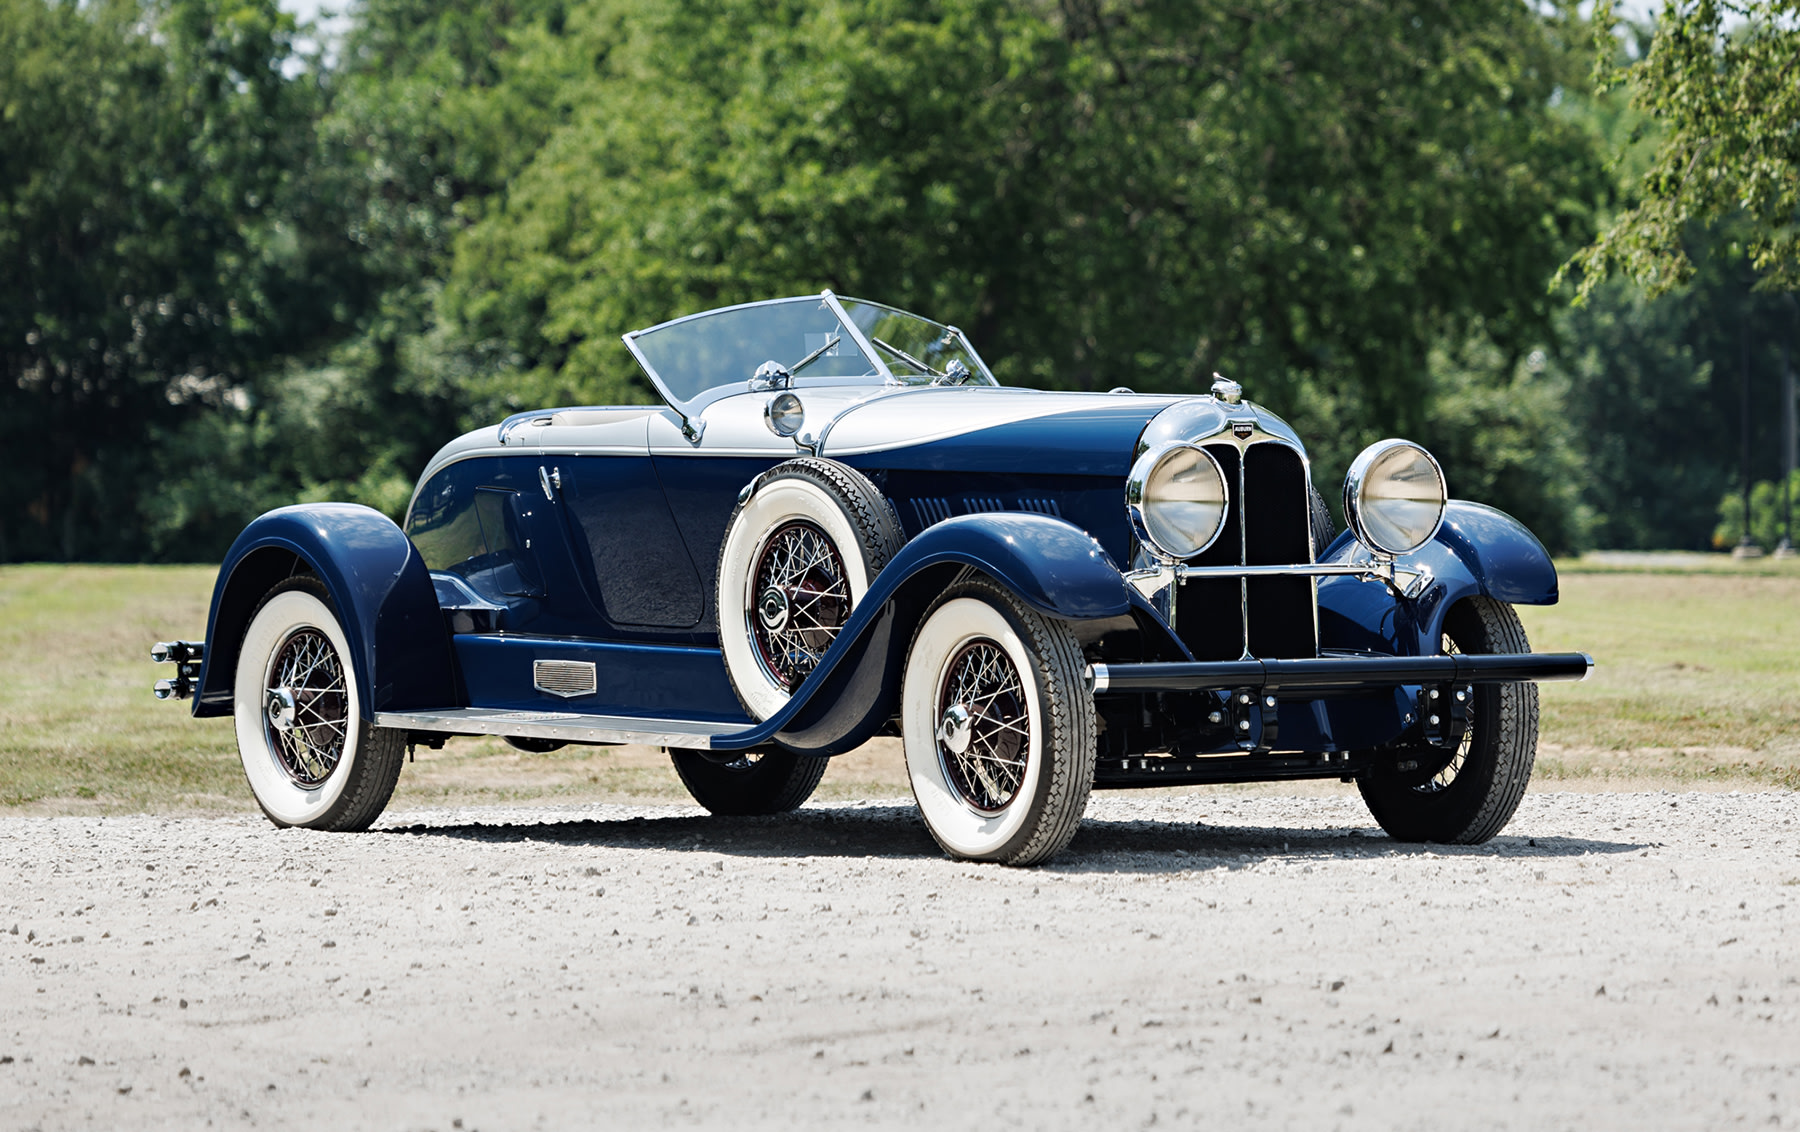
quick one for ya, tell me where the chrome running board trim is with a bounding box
[374,708,731,750]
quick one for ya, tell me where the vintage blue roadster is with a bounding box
[153,291,1591,864]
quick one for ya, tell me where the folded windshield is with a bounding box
[624,292,994,415]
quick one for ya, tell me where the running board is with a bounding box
[374,708,739,750]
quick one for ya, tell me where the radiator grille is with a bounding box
[1174,440,1317,661]
[534,659,598,699]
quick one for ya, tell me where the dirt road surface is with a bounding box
[3,790,1797,1130]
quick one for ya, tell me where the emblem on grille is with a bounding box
[1231,420,1255,440]
[533,659,598,698]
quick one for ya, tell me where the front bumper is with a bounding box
[1085,650,1592,776]
[1087,651,1593,695]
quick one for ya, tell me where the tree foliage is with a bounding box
[0,0,354,559]
[1566,0,1800,297]
[2,0,1742,561]
[448,0,1605,482]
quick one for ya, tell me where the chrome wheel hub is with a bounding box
[757,586,789,632]
[266,687,298,732]
[936,702,974,755]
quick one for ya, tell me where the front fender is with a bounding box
[743,512,1130,755]
[192,504,457,721]
[1318,500,1558,656]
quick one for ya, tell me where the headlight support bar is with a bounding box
[1125,557,1431,603]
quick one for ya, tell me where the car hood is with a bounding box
[820,385,1300,477]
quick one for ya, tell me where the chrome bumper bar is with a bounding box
[1087,652,1594,695]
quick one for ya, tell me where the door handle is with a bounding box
[538,465,561,501]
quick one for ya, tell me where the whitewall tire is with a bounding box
[902,576,1096,865]
[716,459,902,720]
[232,578,406,831]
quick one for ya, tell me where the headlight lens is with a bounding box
[1343,440,1446,556]
[763,392,804,437]
[1127,443,1230,560]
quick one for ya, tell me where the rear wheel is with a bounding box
[901,576,1095,865]
[1357,597,1538,843]
[668,748,827,815]
[232,577,406,831]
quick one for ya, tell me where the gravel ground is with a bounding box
[3,790,1798,1131]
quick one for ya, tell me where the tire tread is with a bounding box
[1356,596,1537,844]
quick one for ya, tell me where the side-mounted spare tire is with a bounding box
[715,457,904,721]
[682,458,903,818]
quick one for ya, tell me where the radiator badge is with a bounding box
[1230,420,1255,440]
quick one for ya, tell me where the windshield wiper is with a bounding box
[751,333,841,390]
[870,336,936,376]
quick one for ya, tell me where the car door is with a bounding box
[534,408,709,634]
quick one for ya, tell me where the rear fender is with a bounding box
[1317,500,1558,657]
[192,504,457,720]
[763,513,1131,755]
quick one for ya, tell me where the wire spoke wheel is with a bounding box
[263,628,349,788]
[749,520,850,691]
[935,639,1031,814]
[234,578,406,831]
[902,579,1095,865]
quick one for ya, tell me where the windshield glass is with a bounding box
[835,298,991,384]
[628,296,878,409]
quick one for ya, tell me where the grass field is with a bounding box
[0,560,1794,816]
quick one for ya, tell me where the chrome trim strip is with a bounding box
[375,708,728,750]
[1236,438,1250,659]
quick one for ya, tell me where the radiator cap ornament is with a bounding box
[1210,373,1242,404]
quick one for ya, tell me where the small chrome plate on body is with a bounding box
[533,659,598,699]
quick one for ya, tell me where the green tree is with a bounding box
[1566,0,1800,296]
[141,0,577,550]
[447,0,1608,484]
[0,0,348,560]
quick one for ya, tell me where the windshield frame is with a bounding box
[623,290,995,425]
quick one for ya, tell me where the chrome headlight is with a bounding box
[1343,440,1447,556]
[1127,443,1230,561]
[763,392,804,437]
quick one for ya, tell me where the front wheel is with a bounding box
[901,576,1095,865]
[1357,596,1539,843]
[232,577,406,831]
